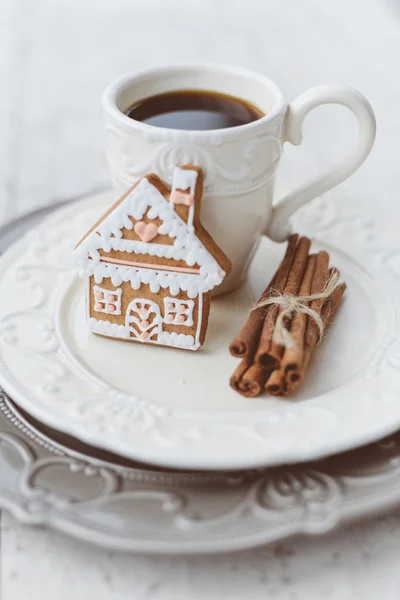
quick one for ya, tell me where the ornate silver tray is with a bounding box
[1,199,400,554]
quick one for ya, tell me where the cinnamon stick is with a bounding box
[281,254,317,375]
[230,358,271,398]
[298,250,330,353]
[266,262,345,397]
[265,368,286,396]
[322,278,346,325]
[229,234,299,359]
[229,237,346,400]
[280,252,329,393]
[255,236,312,368]
[288,279,346,393]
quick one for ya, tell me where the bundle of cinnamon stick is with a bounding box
[229,235,346,398]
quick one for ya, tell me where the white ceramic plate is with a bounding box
[2,205,400,555]
[0,191,399,471]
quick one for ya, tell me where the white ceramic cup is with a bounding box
[103,64,376,294]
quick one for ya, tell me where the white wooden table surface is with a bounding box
[1,0,400,597]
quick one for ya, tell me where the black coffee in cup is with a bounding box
[125,89,264,130]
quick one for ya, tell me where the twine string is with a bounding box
[252,270,341,348]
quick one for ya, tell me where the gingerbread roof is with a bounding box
[74,168,231,298]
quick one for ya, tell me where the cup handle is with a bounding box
[265,84,376,242]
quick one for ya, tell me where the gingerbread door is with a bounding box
[126,299,162,343]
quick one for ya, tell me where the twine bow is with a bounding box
[252,270,341,349]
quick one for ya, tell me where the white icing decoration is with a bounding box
[93,285,122,315]
[88,305,198,349]
[80,261,222,299]
[170,167,198,228]
[158,331,198,350]
[171,167,198,195]
[74,178,224,283]
[126,299,163,340]
[163,297,194,327]
[88,318,130,339]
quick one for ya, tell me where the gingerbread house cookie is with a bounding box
[74,165,231,351]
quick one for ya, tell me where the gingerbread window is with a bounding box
[93,285,122,316]
[163,298,194,327]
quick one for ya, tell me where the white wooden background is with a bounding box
[1,0,400,597]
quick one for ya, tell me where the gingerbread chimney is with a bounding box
[169,165,203,228]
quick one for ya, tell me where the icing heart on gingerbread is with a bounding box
[134,221,158,243]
